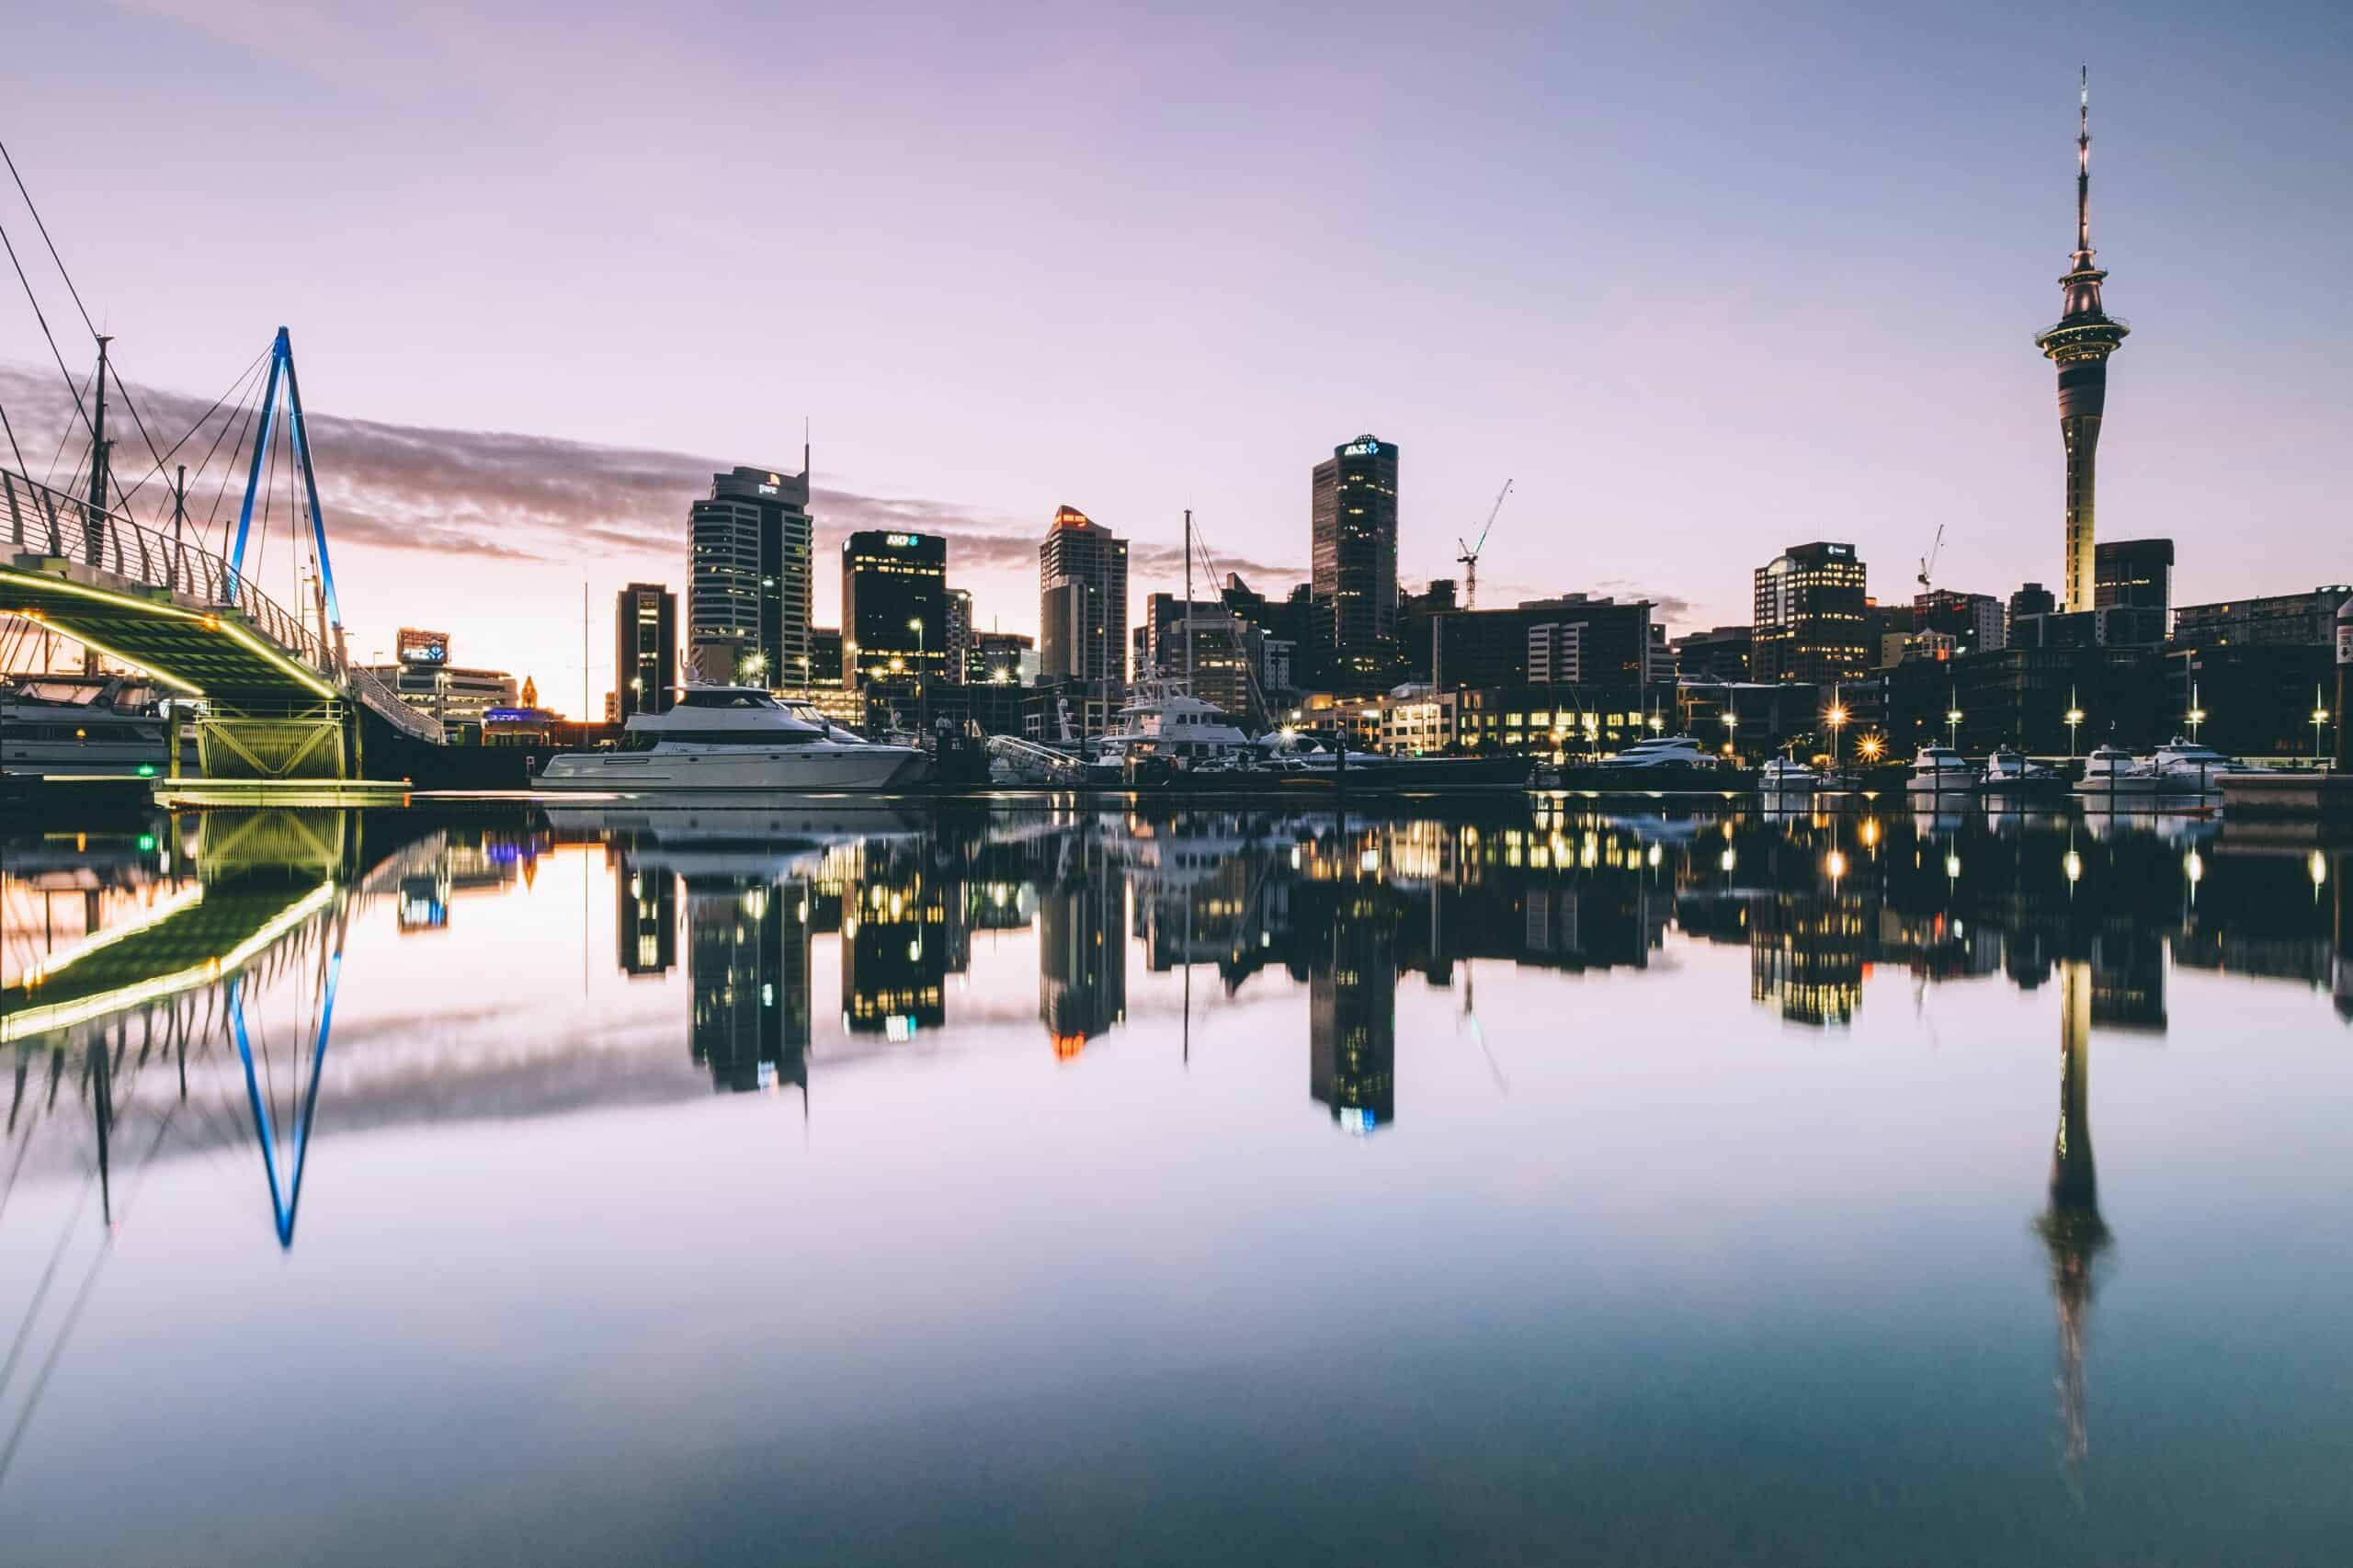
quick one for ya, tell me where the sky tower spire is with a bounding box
[2035,67,2131,613]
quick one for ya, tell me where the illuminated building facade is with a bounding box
[2093,538,2173,623]
[616,859,676,976]
[614,582,676,720]
[1310,892,1396,1132]
[688,460,813,687]
[1039,506,1128,687]
[842,847,948,1037]
[944,588,974,684]
[2034,75,2131,612]
[1311,434,1400,692]
[686,873,810,1094]
[842,530,948,688]
[1751,542,1869,685]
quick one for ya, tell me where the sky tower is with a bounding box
[2035,70,2131,612]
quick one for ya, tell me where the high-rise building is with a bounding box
[1311,435,1400,690]
[1751,542,1869,685]
[1039,837,1127,1057]
[616,859,676,977]
[842,531,948,687]
[1136,594,1262,719]
[2009,582,2059,631]
[688,459,813,687]
[943,588,974,684]
[686,872,810,1095]
[1039,506,1128,687]
[614,582,676,720]
[1914,590,2007,655]
[1311,893,1396,1133]
[2034,74,2131,611]
[2093,539,2174,624]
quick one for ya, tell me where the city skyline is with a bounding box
[3,4,2348,702]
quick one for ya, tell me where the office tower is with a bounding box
[842,843,948,1035]
[1311,435,1400,690]
[2092,539,2174,625]
[2009,582,2059,631]
[944,588,974,684]
[1039,506,1129,687]
[1914,589,2007,655]
[614,582,676,720]
[687,458,813,687]
[1673,625,1753,681]
[841,531,948,687]
[1751,542,1869,685]
[1433,594,1654,690]
[2034,74,2131,611]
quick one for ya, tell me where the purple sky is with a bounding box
[5,0,2348,704]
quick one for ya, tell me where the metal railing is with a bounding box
[3,468,442,744]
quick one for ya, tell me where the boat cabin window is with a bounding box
[676,688,780,710]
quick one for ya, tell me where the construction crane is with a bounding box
[1456,478,1513,610]
[1917,522,1946,591]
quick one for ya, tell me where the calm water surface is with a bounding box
[4,800,2350,1566]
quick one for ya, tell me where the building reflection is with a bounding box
[2037,960,2112,1477]
[685,872,810,1095]
[617,858,677,977]
[1040,829,1126,1058]
[842,841,948,1040]
[1310,885,1396,1134]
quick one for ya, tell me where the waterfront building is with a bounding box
[1434,595,1654,691]
[842,531,949,688]
[2009,605,2164,650]
[1752,542,1869,685]
[1137,593,1262,719]
[1400,579,1458,682]
[944,588,974,684]
[1672,680,1823,759]
[1674,625,1754,682]
[614,582,676,720]
[361,634,517,739]
[968,630,1035,686]
[2008,582,2059,642]
[2164,643,2338,757]
[687,460,813,687]
[807,626,844,687]
[2173,586,2353,649]
[2094,539,2174,623]
[1311,435,1400,692]
[1448,683,1673,756]
[1039,506,1129,688]
[2033,74,2131,611]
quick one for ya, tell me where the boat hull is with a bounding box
[536,744,928,793]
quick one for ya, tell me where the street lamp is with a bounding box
[2186,680,2205,742]
[1946,706,1963,749]
[1825,700,1847,768]
[2313,694,2330,762]
[2064,684,2084,758]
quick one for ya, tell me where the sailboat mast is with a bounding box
[1183,508,1195,690]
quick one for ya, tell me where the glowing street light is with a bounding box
[1857,734,1883,763]
[2064,685,2085,757]
[1945,706,1963,749]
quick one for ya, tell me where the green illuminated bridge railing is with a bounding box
[2,466,441,744]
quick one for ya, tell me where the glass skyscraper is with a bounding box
[687,460,813,687]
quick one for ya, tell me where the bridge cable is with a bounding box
[203,380,268,556]
[110,347,268,513]
[0,138,171,503]
[0,213,97,449]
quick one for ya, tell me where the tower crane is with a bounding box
[1917,522,1946,591]
[1456,479,1513,610]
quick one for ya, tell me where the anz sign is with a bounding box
[1342,438,1387,457]
[885,532,924,548]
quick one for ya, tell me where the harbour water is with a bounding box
[4,800,2350,1565]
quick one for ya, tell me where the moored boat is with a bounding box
[537,685,927,793]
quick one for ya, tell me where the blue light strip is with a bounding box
[280,330,344,629]
[228,948,341,1249]
[227,329,290,596]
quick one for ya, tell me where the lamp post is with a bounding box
[1722,704,1739,762]
[2186,680,2205,744]
[2313,687,2330,763]
[2064,685,2085,759]
[1946,706,1962,750]
[1825,696,1847,770]
[909,618,927,726]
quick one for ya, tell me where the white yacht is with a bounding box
[1756,756,1819,795]
[2073,744,2163,799]
[1,676,188,778]
[1597,734,1722,770]
[2150,737,2268,793]
[1089,681,1253,779]
[537,686,927,793]
[1980,747,2060,798]
[1905,744,1978,795]
[779,699,870,745]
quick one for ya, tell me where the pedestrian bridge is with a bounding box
[3,466,441,777]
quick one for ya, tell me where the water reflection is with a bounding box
[6,800,2351,1531]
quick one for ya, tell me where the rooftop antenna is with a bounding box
[2076,64,2092,262]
